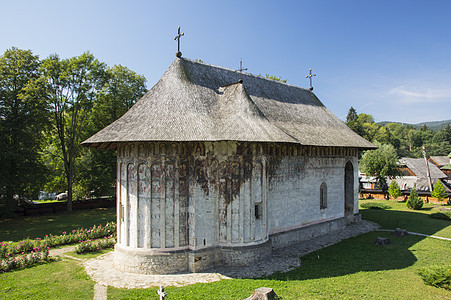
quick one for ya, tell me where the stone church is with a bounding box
[83,57,375,274]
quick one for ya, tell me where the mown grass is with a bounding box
[107,232,451,299]
[1,201,450,299]
[359,199,451,239]
[0,207,116,242]
[35,199,66,204]
[0,259,94,299]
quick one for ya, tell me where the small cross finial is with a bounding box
[158,286,167,300]
[238,58,248,73]
[236,58,248,82]
[306,68,316,91]
[174,26,184,58]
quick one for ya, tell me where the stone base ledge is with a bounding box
[113,216,360,274]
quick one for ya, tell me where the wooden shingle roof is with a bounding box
[83,58,376,150]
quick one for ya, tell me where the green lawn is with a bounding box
[1,201,450,299]
[107,232,451,299]
[359,199,451,239]
[0,207,116,242]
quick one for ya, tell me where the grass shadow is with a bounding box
[360,208,451,236]
[263,231,422,281]
[0,207,116,242]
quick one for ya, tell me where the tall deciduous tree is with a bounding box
[38,52,106,212]
[77,65,147,198]
[359,143,401,190]
[0,47,48,217]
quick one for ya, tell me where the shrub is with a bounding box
[0,247,50,273]
[407,184,423,210]
[75,237,116,254]
[360,202,392,210]
[431,181,447,202]
[388,180,402,199]
[418,265,451,290]
[429,211,451,221]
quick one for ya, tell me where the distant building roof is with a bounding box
[399,157,447,180]
[429,156,450,167]
[83,58,376,150]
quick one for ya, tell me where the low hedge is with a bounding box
[360,202,392,210]
[429,211,451,221]
[418,265,451,290]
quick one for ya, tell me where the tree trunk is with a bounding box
[66,164,73,213]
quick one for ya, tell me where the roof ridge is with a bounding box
[180,57,311,91]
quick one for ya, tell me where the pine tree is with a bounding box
[431,181,447,202]
[407,184,423,210]
[388,180,402,199]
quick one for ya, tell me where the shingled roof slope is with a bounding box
[83,58,376,149]
[430,156,450,167]
[400,158,447,179]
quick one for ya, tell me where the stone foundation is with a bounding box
[114,244,189,274]
[113,217,352,274]
[270,217,346,249]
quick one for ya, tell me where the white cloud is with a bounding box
[386,85,451,104]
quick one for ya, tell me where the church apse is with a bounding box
[114,141,359,274]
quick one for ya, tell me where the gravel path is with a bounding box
[83,220,380,289]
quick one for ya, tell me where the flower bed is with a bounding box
[75,236,116,254]
[0,246,51,273]
[0,222,116,259]
[0,222,116,272]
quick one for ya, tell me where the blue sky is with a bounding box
[1,0,450,123]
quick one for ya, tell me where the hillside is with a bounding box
[378,119,451,131]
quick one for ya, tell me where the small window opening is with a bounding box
[320,182,327,209]
[255,203,262,219]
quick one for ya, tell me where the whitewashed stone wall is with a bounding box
[114,141,360,274]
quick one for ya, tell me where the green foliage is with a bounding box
[359,143,400,189]
[429,211,451,221]
[0,221,116,259]
[0,49,149,208]
[407,184,423,210]
[78,65,146,198]
[346,106,358,122]
[388,180,402,199]
[431,181,447,201]
[259,73,287,83]
[75,237,115,254]
[417,265,451,290]
[0,47,49,217]
[360,202,392,210]
[346,107,451,158]
[0,247,50,273]
[36,52,108,211]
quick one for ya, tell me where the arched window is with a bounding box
[320,182,327,209]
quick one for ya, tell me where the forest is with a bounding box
[345,106,451,159]
[0,47,147,217]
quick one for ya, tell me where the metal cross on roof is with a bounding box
[237,58,248,72]
[236,58,248,82]
[306,68,316,91]
[174,26,184,58]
